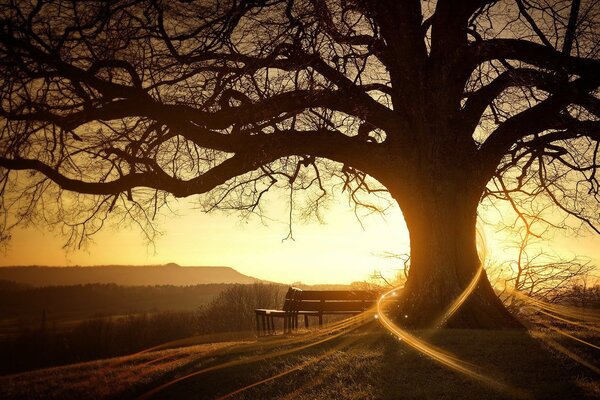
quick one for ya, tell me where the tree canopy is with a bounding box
[1,0,598,237]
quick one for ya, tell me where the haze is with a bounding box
[2,195,598,284]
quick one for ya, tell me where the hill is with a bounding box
[0,263,260,287]
[0,325,598,400]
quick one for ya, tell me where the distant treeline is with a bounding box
[0,280,355,331]
[0,280,244,322]
[0,283,287,375]
[561,284,600,309]
[2,282,599,375]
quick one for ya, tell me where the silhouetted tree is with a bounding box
[1,1,599,328]
[495,205,595,306]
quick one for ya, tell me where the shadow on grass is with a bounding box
[373,329,593,400]
[130,325,597,400]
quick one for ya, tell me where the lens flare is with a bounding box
[512,290,600,324]
[536,308,600,334]
[530,329,600,374]
[435,263,483,327]
[508,289,600,373]
[433,222,487,328]
[377,288,527,398]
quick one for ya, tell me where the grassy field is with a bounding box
[1,318,598,400]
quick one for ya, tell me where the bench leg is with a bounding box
[304,315,309,328]
[270,316,275,334]
[261,314,266,335]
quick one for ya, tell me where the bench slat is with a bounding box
[294,300,376,312]
[298,290,380,301]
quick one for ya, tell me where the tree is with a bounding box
[0,0,599,328]
[488,207,595,307]
[501,206,595,307]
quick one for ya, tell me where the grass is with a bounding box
[0,341,247,399]
[1,320,598,400]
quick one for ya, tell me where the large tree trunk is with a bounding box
[390,177,523,329]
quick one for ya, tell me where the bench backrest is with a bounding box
[282,287,379,313]
[281,287,304,312]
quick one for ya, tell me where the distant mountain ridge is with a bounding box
[0,263,261,286]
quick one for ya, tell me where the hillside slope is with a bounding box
[0,326,598,400]
[0,263,260,286]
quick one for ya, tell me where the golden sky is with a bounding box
[1,194,598,284]
[0,197,409,284]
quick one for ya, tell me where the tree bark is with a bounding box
[389,176,523,329]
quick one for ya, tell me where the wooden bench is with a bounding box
[255,287,380,335]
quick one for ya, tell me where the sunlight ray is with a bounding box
[435,263,484,327]
[111,315,366,373]
[513,291,600,323]
[136,313,373,399]
[505,289,600,373]
[530,330,600,375]
[376,288,528,399]
[278,326,382,400]
[536,308,600,334]
[213,325,375,400]
[215,349,341,400]
[544,323,600,351]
